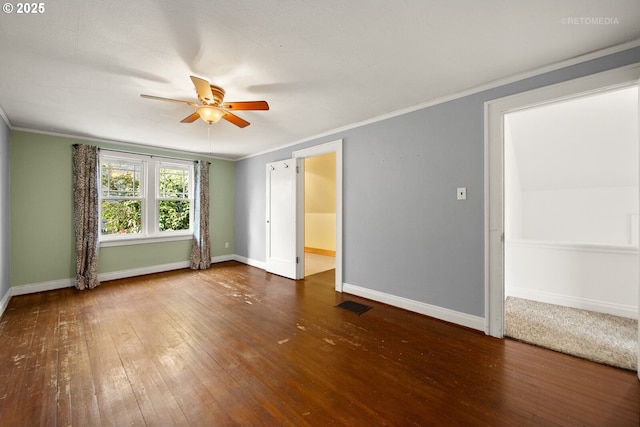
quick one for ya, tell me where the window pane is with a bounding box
[102,161,142,197]
[159,200,190,231]
[101,200,142,235]
[159,167,189,199]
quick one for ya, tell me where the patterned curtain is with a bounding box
[190,160,211,269]
[72,144,100,290]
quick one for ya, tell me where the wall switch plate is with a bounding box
[225,242,230,248]
[457,187,467,200]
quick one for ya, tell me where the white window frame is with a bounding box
[155,160,194,234]
[99,151,194,247]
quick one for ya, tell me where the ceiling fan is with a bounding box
[140,75,269,128]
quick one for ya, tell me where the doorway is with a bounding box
[504,86,638,313]
[503,87,638,369]
[485,64,640,378]
[303,152,337,277]
[293,139,344,291]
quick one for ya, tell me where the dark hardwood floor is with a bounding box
[0,261,638,426]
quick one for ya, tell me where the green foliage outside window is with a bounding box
[101,200,142,234]
[159,200,190,231]
[101,162,142,234]
[158,168,190,232]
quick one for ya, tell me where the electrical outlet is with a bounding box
[457,187,467,200]
[225,242,229,248]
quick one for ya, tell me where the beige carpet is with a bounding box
[505,297,638,371]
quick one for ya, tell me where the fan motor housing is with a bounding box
[209,85,225,105]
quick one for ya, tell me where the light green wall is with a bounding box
[98,241,192,272]
[210,158,235,256]
[10,131,235,287]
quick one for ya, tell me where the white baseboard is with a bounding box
[233,255,266,270]
[7,256,239,298]
[0,287,12,319]
[227,257,485,331]
[212,254,236,264]
[507,287,638,319]
[343,282,485,331]
[12,278,74,296]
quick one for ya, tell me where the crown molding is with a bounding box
[9,126,230,161]
[236,39,640,161]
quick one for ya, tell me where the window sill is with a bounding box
[100,233,193,248]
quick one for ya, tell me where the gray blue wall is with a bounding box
[0,117,9,301]
[235,46,640,318]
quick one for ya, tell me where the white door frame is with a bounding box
[485,64,640,378]
[293,139,344,292]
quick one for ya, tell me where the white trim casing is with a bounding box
[507,239,639,255]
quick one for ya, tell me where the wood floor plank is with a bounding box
[124,278,235,425]
[94,279,188,426]
[0,293,49,427]
[56,289,104,427]
[0,261,638,426]
[13,291,60,427]
[91,293,149,426]
[158,271,310,425]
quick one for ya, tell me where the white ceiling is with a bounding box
[506,85,639,191]
[0,1,639,160]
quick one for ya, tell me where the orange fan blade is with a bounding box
[222,111,250,128]
[222,101,269,111]
[180,112,200,123]
[141,94,198,107]
[190,75,215,104]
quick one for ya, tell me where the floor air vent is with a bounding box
[336,300,372,315]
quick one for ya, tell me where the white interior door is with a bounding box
[266,158,304,279]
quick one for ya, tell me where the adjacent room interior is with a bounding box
[504,85,639,370]
[304,152,336,277]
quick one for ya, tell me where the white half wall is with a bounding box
[506,240,638,318]
[521,187,638,245]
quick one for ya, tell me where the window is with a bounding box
[99,151,194,245]
[101,159,144,235]
[157,162,191,232]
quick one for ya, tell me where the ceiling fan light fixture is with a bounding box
[141,76,267,128]
[197,105,225,124]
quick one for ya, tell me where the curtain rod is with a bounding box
[73,144,209,163]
